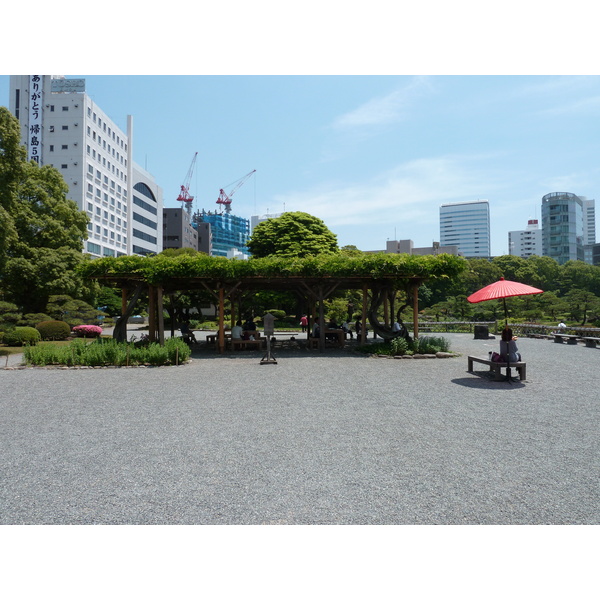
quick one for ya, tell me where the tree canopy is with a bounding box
[0,107,89,313]
[246,211,339,258]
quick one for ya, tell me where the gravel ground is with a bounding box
[1,332,599,524]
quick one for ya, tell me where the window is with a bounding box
[62,125,68,131]
[49,126,54,132]
[50,105,55,112]
[62,106,69,111]
[61,164,68,169]
[133,229,157,244]
[87,242,101,254]
[49,145,54,152]
[61,144,68,150]
[133,212,157,229]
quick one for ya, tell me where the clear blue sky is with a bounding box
[2,6,599,258]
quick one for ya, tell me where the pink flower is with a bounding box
[72,325,103,337]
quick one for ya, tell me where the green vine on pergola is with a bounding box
[78,252,467,350]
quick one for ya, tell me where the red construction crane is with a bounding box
[177,152,198,214]
[216,169,256,213]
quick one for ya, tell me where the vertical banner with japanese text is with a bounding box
[28,75,43,164]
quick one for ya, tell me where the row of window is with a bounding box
[133,212,157,230]
[133,194,157,215]
[87,164,127,197]
[87,106,127,151]
[88,222,127,245]
[86,141,127,182]
[86,241,126,258]
[86,126,127,166]
[133,228,157,244]
[86,201,127,227]
[86,184,126,213]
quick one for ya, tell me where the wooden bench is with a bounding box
[230,336,264,351]
[467,355,527,381]
[553,334,579,345]
[581,337,599,348]
[306,329,345,349]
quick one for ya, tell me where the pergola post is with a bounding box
[148,285,156,343]
[318,286,325,353]
[218,287,225,354]
[361,285,368,344]
[413,283,419,340]
[157,286,165,345]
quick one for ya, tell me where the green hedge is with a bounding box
[36,320,72,340]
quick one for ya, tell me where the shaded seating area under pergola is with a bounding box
[80,253,466,354]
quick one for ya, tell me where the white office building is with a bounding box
[250,212,283,233]
[439,200,491,258]
[508,219,542,258]
[8,75,162,258]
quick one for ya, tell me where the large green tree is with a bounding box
[247,211,338,258]
[0,107,89,313]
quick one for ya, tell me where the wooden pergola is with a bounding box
[99,272,427,353]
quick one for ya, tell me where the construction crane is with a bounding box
[177,152,198,216]
[216,169,256,214]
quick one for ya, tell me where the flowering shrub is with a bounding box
[72,324,103,338]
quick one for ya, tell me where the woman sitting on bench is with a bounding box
[499,327,521,362]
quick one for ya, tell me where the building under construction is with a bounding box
[195,210,250,257]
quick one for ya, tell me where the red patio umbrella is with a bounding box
[467,277,544,325]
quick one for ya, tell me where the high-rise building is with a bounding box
[508,219,542,258]
[581,197,597,264]
[162,207,198,251]
[439,200,491,258]
[541,192,585,264]
[198,210,250,257]
[8,75,162,258]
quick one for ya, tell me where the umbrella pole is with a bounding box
[503,297,508,326]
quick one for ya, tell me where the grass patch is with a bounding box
[22,337,191,367]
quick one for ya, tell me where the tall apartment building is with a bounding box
[508,219,542,258]
[541,192,585,264]
[8,75,162,258]
[439,200,491,258]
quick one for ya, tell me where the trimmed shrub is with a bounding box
[3,327,41,347]
[72,324,103,338]
[36,320,72,341]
